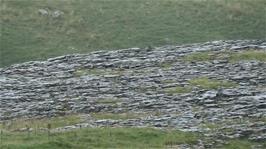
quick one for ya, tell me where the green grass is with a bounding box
[0,115,82,131]
[1,0,266,67]
[183,52,215,62]
[0,127,199,149]
[91,113,141,120]
[159,62,174,69]
[229,50,266,62]
[219,140,266,149]
[189,77,237,90]
[184,50,266,62]
[1,127,265,149]
[163,77,236,93]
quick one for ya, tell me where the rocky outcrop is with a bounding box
[0,40,266,147]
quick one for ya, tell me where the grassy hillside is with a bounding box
[1,115,265,149]
[0,0,266,67]
[1,128,199,149]
[1,128,264,149]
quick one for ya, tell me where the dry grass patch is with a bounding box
[91,112,143,120]
[1,114,82,131]
[95,98,122,105]
[189,77,237,90]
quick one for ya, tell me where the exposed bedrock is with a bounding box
[1,40,266,146]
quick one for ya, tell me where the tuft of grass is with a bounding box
[1,115,82,131]
[229,50,266,62]
[1,0,266,67]
[183,52,214,62]
[1,127,199,149]
[161,79,176,84]
[159,62,174,69]
[95,98,121,105]
[91,113,142,120]
[189,77,237,90]
[220,140,254,149]
[164,86,192,94]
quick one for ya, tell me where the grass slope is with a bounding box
[1,115,265,149]
[1,0,266,67]
[1,127,199,149]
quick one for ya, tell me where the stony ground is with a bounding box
[0,40,266,148]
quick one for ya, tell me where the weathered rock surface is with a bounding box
[0,40,266,148]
